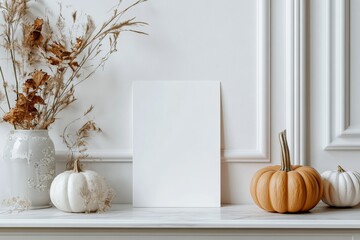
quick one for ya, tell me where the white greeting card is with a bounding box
[132,81,220,207]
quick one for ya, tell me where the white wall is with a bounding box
[0,0,292,204]
[308,0,360,173]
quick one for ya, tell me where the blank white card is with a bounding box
[133,81,220,207]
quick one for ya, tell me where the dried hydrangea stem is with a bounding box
[0,66,11,111]
[9,45,19,101]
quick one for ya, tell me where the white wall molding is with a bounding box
[223,0,270,163]
[56,150,132,163]
[324,0,360,150]
[57,0,271,163]
[286,0,307,165]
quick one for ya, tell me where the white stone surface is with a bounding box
[0,204,359,229]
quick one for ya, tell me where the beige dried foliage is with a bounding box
[80,180,115,213]
[0,0,147,129]
[3,70,49,128]
[62,106,102,170]
[2,197,31,213]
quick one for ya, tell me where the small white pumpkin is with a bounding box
[321,165,360,207]
[50,160,114,213]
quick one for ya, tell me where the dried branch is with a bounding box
[0,66,11,110]
[62,106,101,170]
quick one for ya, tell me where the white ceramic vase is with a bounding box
[3,130,56,209]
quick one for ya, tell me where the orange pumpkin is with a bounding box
[250,130,323,213]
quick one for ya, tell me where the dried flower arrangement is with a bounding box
[0,0,147,130]
[0,0,147,212]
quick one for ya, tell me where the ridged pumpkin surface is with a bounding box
[250,130,323,213]
[250,165,323,213]
[321,166,360,207]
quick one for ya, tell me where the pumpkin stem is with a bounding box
[337,165,346,173]
[73,159,83,173]
[279,130,292,172]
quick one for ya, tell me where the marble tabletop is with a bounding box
[0,204,359,229]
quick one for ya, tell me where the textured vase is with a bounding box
[3,130,55,209]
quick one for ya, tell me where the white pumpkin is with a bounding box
[321,165,360,207]
[50,160,114,213]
